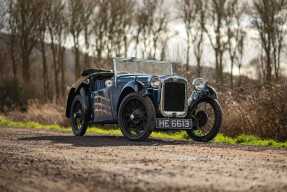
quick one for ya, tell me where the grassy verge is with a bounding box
[0,116,287,148]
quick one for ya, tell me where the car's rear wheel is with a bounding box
[118,93,155,141]
[70,95,88,136]
[186,98,222,142]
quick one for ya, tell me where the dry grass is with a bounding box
[220,84,287,141]
[6,100,68,127]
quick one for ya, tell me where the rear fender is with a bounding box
[66,81,90,118]
[66,88,76,118]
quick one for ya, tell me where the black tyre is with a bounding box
[70,95,88,136]
[186,98,222,142]
[118,93,156,141]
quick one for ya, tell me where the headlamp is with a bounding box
[150,77,161,88]
[192,78,206,90]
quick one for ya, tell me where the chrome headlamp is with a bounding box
[150,77,161,89]
[192,78,206,90]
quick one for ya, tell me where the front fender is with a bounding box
[121,80,145,94]
[116,80,146,113]
[188,85,218,106]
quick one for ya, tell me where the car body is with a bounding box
[66,58,222,141]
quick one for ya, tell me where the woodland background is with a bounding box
[0,0,287,140]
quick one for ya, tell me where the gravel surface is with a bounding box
[0,128,287,192]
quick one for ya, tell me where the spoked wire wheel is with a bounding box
[186,98,222,142]
[118,93,155,141]
[70,96,88,136]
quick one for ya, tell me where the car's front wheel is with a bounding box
[70,95,88,136]
[186,98,222,142]
[118,93,156,141]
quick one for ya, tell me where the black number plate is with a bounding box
[156,118,193,130]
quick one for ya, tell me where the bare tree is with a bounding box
[122,0,135,57]
[134,2,149,58]
[272,3,287,79]
[68,0,86,79]
[136,0,158,58]
[0,0,7,31]
[151,2,168,59]
[159,31,179,61]
[204,0,228,84]
[237,30,246,86]
[92,0,135,60]
[37,0,49,100]
[93,0,109,61]
[0,0,8,79]
[105,0,135,57]
[252,0,287,82]
[6,0,18,81]
[193,0,207,77]
[82,0,95,68]
[134,0,168,59]
[178,0,197,71]
[12,0,44,84]
[55,3,68,99]
[115,0,135,57]
[178,0,206,76]
[47,0,67,100]
[226,0,246,88]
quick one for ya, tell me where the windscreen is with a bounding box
[114,58,173,76]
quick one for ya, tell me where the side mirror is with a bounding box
[105,79,113,88]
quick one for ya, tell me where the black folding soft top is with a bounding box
[81,68,113,77]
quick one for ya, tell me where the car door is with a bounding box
[92,79,114,123]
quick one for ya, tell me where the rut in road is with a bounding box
[0,128,287,192]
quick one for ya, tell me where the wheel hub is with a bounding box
[130,114,135,120]
[196,111,209,127]
[130,109,144,124]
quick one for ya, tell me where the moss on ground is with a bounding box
[0,116,286,148]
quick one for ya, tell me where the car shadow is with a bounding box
[18,135,286,152]
[19,135,191,148]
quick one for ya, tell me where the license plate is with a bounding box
[156,118,193,130]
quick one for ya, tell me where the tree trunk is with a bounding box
[97,48,102,61]
[196,56,201,78]
[40,40,49,100]
[153,37,158,59]
[238,64,242,86]
[51,43,59,101]
[186,35,190,72]
[84,27,89,69]
[22,53,31,84]
[219,53,224,84]
[135,31,141,58]
[230,57,234,89]
[84,53,89,69]
[124,35,128,58]
[215,52,220,83]
[266,52,272,82]
[9,37,17,82]
[74,47,81,79]
[73,34,81,79]
[60,47,66,98]
[194,33,204,78]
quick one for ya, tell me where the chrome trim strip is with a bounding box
[113,58,117,87]
[159,77,188,118]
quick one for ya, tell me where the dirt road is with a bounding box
[0,128,287,192]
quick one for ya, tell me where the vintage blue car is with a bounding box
[66,58,222,141]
